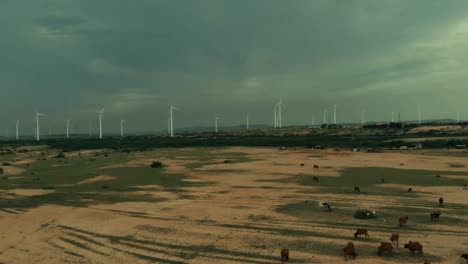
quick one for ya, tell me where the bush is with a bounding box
[0,168,3,174]
[353,209,377,219]
[54,152,66,158]
[224,160,232,164]
[2,162,12,166]
[150,161,163,168]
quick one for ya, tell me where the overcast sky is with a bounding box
[2,0,468,135]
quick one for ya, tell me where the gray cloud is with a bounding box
[2,0,468,135]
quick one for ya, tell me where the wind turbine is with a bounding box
[277,100,283,128]
[418,104,421,125]
[15,120,19,141]
[34,111,46,141]
[312,113,315,127]
[457,109,461,123]
[169,106,178,137]
[274,103,278,128]
[333,104,337,125]
[120,120,126,137]
[391,112,394,123]
[97,108,104,139]
[246,114,250,130]
[66,119,71,139]
[215,116,220,133]
[361,110,365,126]
[323,109,327,125]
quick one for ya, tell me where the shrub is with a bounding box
[150,161,163,168]
[2,162,12,166]
[224,160,232,164]
[353,209,378,219]
[0,168,3,174]
[54,152,66,158]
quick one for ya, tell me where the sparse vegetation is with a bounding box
[150,161,163,168]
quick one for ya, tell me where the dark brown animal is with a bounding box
[439,197,444,206]
[377,242,393,256]
[389,234,399,247]
[343,242,357,261]
[408,187,413,192]
[280,249,289,264]
[300,163,304,167]
[354,186,361,193]
[423,260,431,264]
[312,176,319,182]
[354,228,369,238]
[461,253,468,263]
[399,216,409,226]
[313,165,319,170]
[404,241,423,255]
[430,211,441,222]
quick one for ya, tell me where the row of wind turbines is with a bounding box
[7,102,464,142]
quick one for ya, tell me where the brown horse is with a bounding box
[280,249,289,264]
[399,216,409,227]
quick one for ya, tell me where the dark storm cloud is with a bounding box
[2,0,468,135]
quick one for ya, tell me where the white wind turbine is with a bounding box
[215,116,220,133]
[333,104,337,125]
[277,100,283,128]
[274,103,278,128]
[361,109,365,126]
[15,120,19,141]
[66,119,71,139]
[34,111,46,141]
[97,108,104,139]
[246,114,250,130]
[457,109,461,123]
[169,106,178,137]
[120,120,126,137]
[418,104,422,125]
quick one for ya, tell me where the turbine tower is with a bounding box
[120,120,126,138]
[15,120,19,141]
[34,111,46,141]
[98,108,104,139]
[215,116,220,133]
[323,109,327,125]
[169,106,178,137]
[361,110,365,126]
[278,100,283,128]
[333,104,337,125]
[418,104,421,125]
[458,110,461,123]
[246,114,250,130]
[391,112,394,123]
[66,120,71,139]
[274,103,279,128]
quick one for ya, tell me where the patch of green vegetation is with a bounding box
[448,163,465,168]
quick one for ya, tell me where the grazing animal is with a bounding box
[460,184,467,190]
[404,241,423,255]
[439,197,444,206]
[461,253,468,264]
[313,165,319,170]
[354,228,369,238]
[300,163,304,167]
[312,176,319,182]
[435,174,441,178]
[319,202,332,212]
[354,186,361,193]
[430,211,441,222]
[389,234,399,247]
[423,260,431,264]
[377,242,393,256]
[380,178,385,183]
[399,216,409,226]
[343,242,357,261]
[408,188,413,192]
[280,249,289,264]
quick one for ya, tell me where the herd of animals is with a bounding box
[280,164,468,263]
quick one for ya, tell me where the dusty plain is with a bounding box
[0,147,467,264]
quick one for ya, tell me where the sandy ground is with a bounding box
[0,147,467,264]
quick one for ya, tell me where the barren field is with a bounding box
[1,147,467,263]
